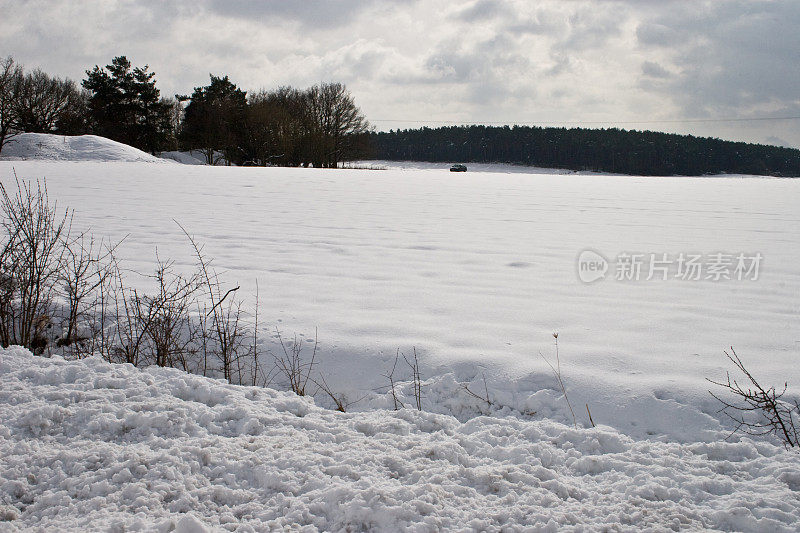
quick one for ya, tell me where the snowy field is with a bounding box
[1,135,799,530]
[1,154,798,439]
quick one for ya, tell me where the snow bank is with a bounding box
[158,150,209,165]
[1,348,799,531]
[0,133,169,163]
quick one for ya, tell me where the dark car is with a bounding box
[450,164,467,172]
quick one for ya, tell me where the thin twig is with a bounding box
[539,332,577,428]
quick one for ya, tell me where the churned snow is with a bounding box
[1,347,799,532]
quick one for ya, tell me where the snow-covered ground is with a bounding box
[2,347,799,532]
[1,134,799,530]
[358,160,613,175]
[1,157,797,440]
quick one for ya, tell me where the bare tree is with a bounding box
[303,82,369,168]
[11,69,84,134]
[0,57,23,155]
[245,90,281,167]
[708,348,799,448]
[242,87,309,167]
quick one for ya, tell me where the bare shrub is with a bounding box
[463,372,493,409]
[246,280,267,387]
[178,222,252,383]
[708,347,799,448]
[403,347,423,411]
[57,233,118,355]
[376,347,425,411]
[0,176,71,352]
[81,244,119,360]
[0,176,268,388]
[107,251,152,367]
[313,374,348,412]
[272,327,317,396]
[0,176,354,411]
[140,254,202,369]
[385,350,405,410]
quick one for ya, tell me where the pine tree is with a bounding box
[82,56,174,154]
[179,75,247,165]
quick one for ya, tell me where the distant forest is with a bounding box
[370,125,800,177]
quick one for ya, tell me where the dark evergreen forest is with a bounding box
[369,125,800,176]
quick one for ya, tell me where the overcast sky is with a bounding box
[2,0,799,147]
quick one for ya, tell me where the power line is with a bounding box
[369,116,800,126]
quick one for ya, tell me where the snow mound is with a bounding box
[1,348,799,532]
[0,133,170,163]
[158,150,209,165]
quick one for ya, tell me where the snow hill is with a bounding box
[0,133,169,163]
[1,347,799,532]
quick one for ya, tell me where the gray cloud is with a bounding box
[0,0,798,147]
[636,0,800,112]
[557,9,622,52]
[201,0,380,28]
[641,61,670,79]
[636,23,680,47]
[455,0,511,22]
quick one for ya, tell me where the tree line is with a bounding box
[370,125,800,177]
[5,53,799,176]
[0,55,370,167]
